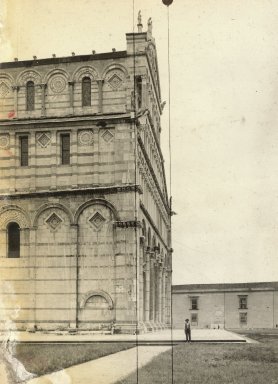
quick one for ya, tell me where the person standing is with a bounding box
[184,318,191,342]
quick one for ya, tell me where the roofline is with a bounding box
[0,51,127,69]
[172,281,278,293]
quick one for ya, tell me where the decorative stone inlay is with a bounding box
[74,66,98,81]
[102,130,114,143]
[78,130,94,146]
[0,134,9,149]
[0,208,29,229]
[108,73,122,89]
[49,75,67,93]
[37,133,51,148]
[0,82,10,97]
[89,212,105,229]
[20,70,40,84]
[46,212,63,230]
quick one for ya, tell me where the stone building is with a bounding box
[0,21,172,333]
[172,282,278,329]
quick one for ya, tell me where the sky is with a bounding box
[1,0,278,285]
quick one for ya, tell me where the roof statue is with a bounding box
[147,17,152,35]
[137,10,143,33]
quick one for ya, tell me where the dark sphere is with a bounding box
[162,0,173,5]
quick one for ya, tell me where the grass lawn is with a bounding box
[115,330,278,384]
[11,342,134,377]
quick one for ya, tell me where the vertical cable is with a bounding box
[166,6,174,384]
[132,1,139,383]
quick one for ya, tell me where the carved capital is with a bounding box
[114,220,141,228]
[140,235,146,245]
[39,83,47,89]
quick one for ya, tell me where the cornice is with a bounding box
[0,112,132,126]
[0,184,143,200]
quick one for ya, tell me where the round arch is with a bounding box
[42,68,69,84]
[101,63,128,80]
[71,65,100,82]
[33,203,74,227]
[80,290,113,309]
[0,72,14,84]
[16,69,42,86]
[0,205,31,229]
[74,198,120,224]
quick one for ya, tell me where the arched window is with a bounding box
[26,81,35,111]
[7,222,20,258]
[82,77,91,106]
[147,228,151,247]
[142,219,146,237]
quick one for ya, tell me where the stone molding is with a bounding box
[80,290,113,310]
[0,205,31,229]
[114,220,141,228]
[0,184,143,200]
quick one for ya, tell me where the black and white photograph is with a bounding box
[0,0,278,383]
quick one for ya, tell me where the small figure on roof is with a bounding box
[147,17,152,34]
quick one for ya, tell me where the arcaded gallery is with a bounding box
[0,21,172,333]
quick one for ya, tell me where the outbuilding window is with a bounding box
[239,312,247,325]
[191,313,198,326]
[190,297,198,310]
[7,222,20,258]
[239,296,248,309]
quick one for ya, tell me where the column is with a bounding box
[157,265,163,323]
[161,267,166,324]
[154,262,159,322]
[165,269,172,325]
[50,131,57,190]
[144,250,150,321]
[139,238,145,322]
[29,131,36,192]
[97,80,104,113]
[68,81,75,113]
[40,83,47,116]
[141,75,147,109]
[93,127,99,185]
[12,86,19,117]
[29,227,37,326]
[71,128,78,188]
[70,224,79,329]
[9,132,16,192]
[149,251,155,321]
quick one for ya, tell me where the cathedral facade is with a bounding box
[0,24,172,333]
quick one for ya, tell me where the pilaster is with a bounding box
[97,80,104,113]
[71,128,78,188]
[29,131,36,192]
[12,86,19,117]
[50,131,57,190]
[9,132,16,193]
[68,81,75,113]
[39,83,47,116]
